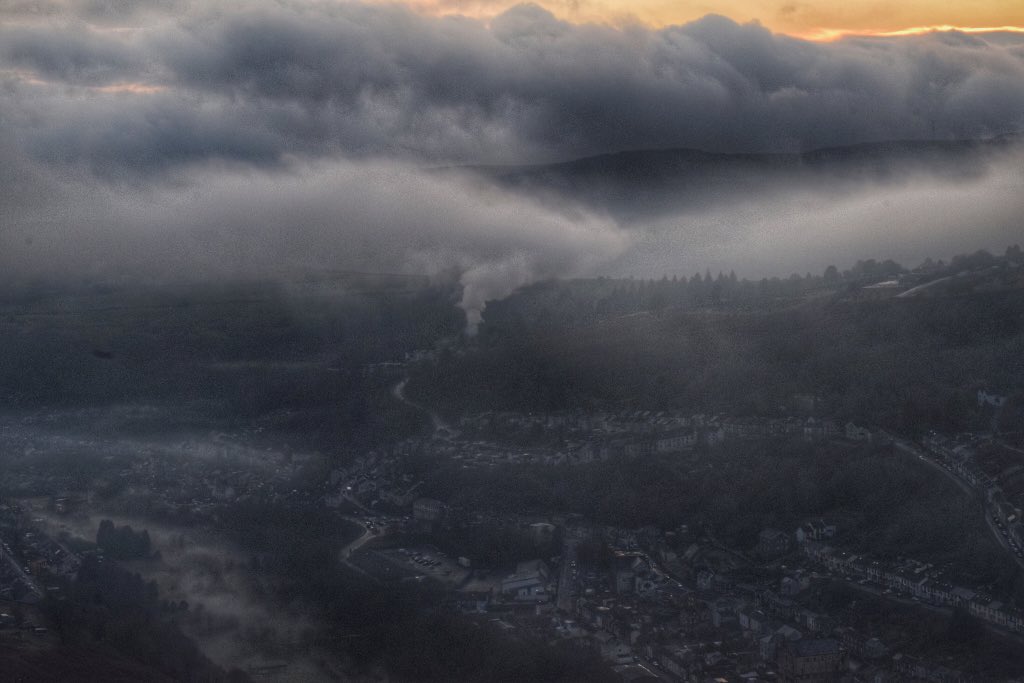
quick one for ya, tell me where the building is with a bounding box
[501,559,551,602]
[845,422,873,443]
[412,497,445,522]
[777,638,845,683]
[978,389,1008,408]
[796,520,837,545]
[654,429,698,454]
[757,528,792,558]
[529,522,556,544]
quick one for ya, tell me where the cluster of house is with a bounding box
[451,409,883,469]
[562,549,878,682]
[0,546,41,605]
[463,500,1024,681]
[0,502,79,606]
[801,539,1024,634]
[568,415,878,463]
[854,253,1024,300]
[450,516,972,682]
[323,450,436,513]
[921,434,994,490]
[0,419,333,527]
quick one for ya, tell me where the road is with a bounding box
[893,440,975,497]
[893,438,1024,570]
[703,524,750,565]
[556,532,580,612]
[338,516,381,579]
[984,511,1024,569]
[392,378,458,440]
[0,542,43,600]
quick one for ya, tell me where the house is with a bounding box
[610,552,655,595]
[780,575,808,596]
[756,589,798,620]
[724,417,769,440]
[623,440,654,458]
[654,429,698,454]
[802,418,825,441]
[950,587,977,606]
[978,389,1008,408]
[796,610,832,634]
[453,588,493,613]
[796,520,837,544]
[659,646,695,678]
[705,424,726,446]
[892,654,965,683]
[858,280,903,299]
[757,528,792,558]
[766,625,803,661]
[845,422,873,443]
[862,637,888,660]
[738,609,768,635]
[529,522,556,544]
[600,638,633,665]
[696,569,716,590]
[708,597,741,628]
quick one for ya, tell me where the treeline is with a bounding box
[479,246,1022,334]
[43,557,246,682]
[96,519,152,560]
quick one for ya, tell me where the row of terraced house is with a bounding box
[802,539,1024,633]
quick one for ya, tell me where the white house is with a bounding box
[501,559,551,602]
[978,389,1008,408]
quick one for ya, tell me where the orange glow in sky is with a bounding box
[375,0,1024,40]
[803,24,1024,41]
[91,82,166,95]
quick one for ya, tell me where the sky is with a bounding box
[1,0,1022,322]
[385,0,1024,40]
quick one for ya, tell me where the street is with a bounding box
[893,439,1024,570]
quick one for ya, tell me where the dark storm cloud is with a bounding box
[0,24,143,85]
[0,0,185,24]
[157,5,1024,160]
[3,2,1024,171]
[15,91,286,173]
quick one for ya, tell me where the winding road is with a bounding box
[338,516,379,580]
[893,438,1024,570]
[392,378,458,439]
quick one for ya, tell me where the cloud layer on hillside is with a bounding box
[1,2,1023,318]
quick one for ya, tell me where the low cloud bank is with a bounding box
[1,2,1023,319]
